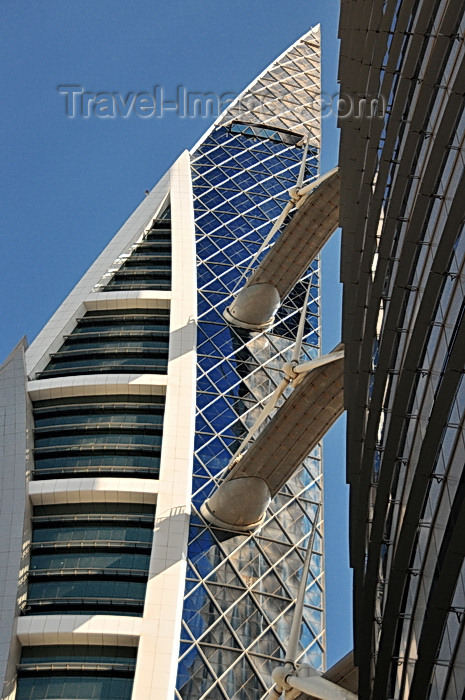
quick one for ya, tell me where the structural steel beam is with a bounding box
[224,169,340,330]
[202,346,344,531]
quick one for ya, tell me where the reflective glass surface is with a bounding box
[32,395,164,479]
[24,502,155,616]
[16,674,134,700]
[37,309,170,379]
[16,645,137,700]
[104,214,172,292]
[19,645,137,665]
[176,125,322,699]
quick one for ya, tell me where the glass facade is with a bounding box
[175,124,323,699]
[104,212,171,292]
[32,394,165,479]
[24,502,155,616]
[16,645,137,700]
[37,308,170,379]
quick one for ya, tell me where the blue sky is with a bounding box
[1,0,351,668]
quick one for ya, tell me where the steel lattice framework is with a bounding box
[175,27,326,700]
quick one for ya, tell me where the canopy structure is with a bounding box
[224,168,340,330]
[201,345,344,532]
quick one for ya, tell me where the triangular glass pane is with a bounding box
[202,617,239,648]
[205,560,243,587]
[195,415,215,435]
[178,641,193,659]
[206,583,245,613]
[200,645,241,678]
[278,551,306,599]
[228,594,264,647]
[189,532,227,578]
[251,592,289,625]
[248,628,284,658]
[247,653,281,692]
[253,569,288,598]
[192,175,214,189]
[183,584,220,638]
[176,646,200,688]
[258,539,292,565]
[228,656,267,699]
[177,649,215,699]
[267,492,294,514]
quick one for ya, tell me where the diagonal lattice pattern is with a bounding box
[175,122,324,700]
[219,26,320,147]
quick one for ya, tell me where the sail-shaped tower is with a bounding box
[0,27,328,700]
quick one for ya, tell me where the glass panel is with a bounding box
[38,308,170,379]
[32,395,164,480]
[27,579,147,600]
[26,502,155,617]
[16,673,134,700]
[20,645,137,666]
[101,217,172,292]
[32,525,153,544]
[29,551,150,572]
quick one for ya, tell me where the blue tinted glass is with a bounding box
[177,123,322,695]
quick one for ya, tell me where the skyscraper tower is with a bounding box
[0,27,324,700]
